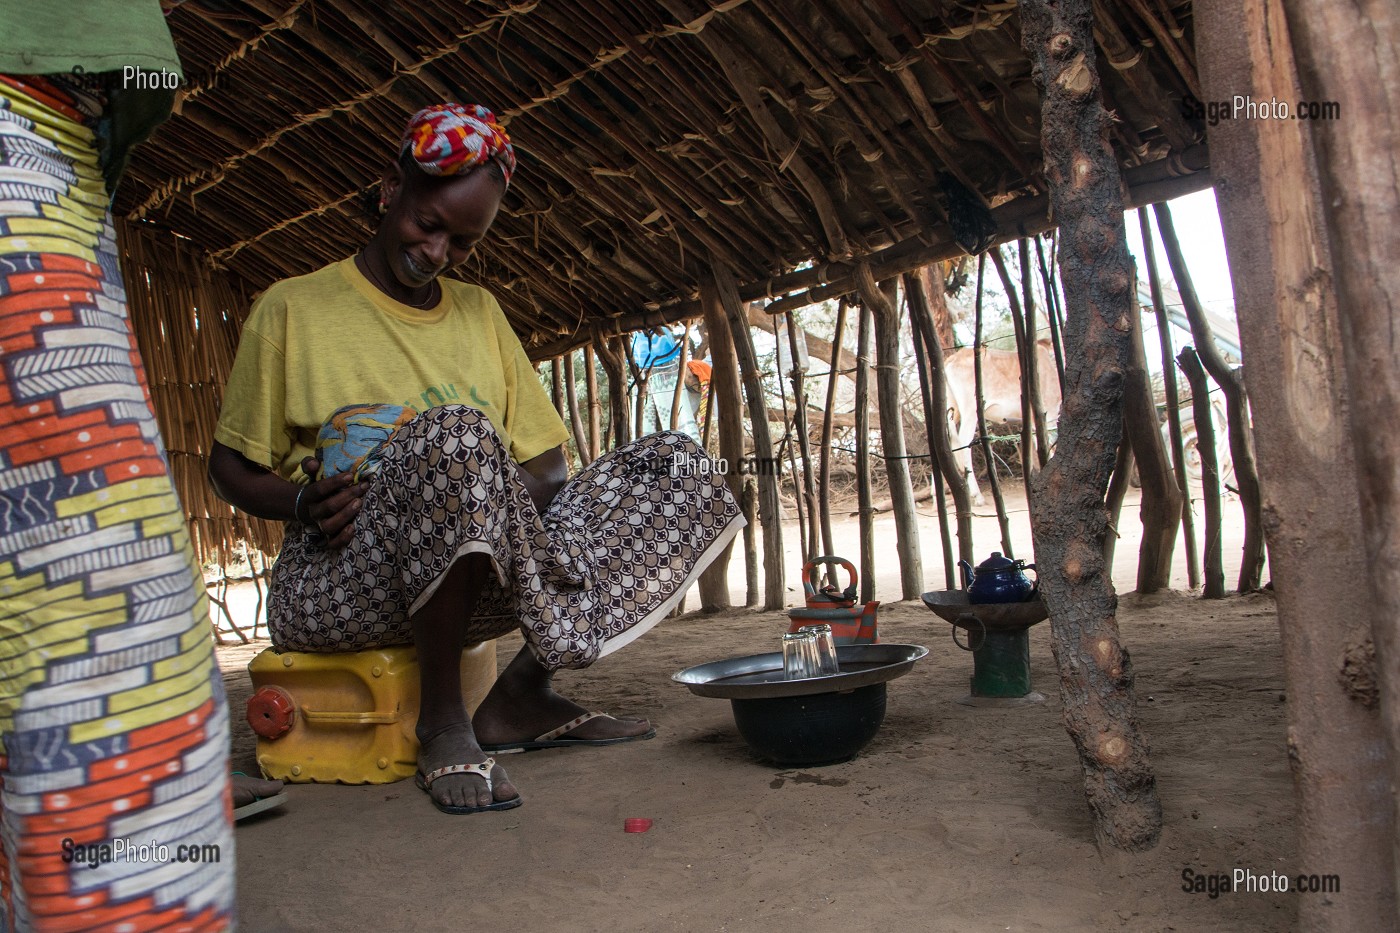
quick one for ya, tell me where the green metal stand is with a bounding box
[970,628,1033,698]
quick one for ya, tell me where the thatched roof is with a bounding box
[121,0,1208,357]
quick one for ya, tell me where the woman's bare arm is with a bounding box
[516,446,569,512]
[209,441,365,548]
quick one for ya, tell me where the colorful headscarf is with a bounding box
[399,103,516,187]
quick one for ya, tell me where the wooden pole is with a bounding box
[595,335,631,450]
[1138,209,1200,589]
[584,344,601,461]
[1020,238,1051,468]
[701,376,717,452]
[974,255,1016,558]
[905,270,958,589]
[1278,4,1400,804]
[769,314,808,563]
[785,312,820,565]
[712,265,785,611]
[1102,427,1134,572]
[1123,280,1183,593]
[854,299,876,604]
[1154,203,1266,592]
[669,322,692,432]
[1021,0,1163,850]
[1035,234,1068,398]
[697,280,748,612]
[901,298,957,585]
[991,247,1036,505]
[563,352,590,468]
[857,267,924,601]
[550,356,566,424]
[1177,348,1225,599]
[907,264,974,574]
[818,299,848,561]
[628,338,649,440]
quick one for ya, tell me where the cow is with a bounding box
[941,341,1062,505]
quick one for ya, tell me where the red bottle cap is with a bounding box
[624,818,653,833]
[246,686,296,739]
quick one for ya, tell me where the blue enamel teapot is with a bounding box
[958,552,1037,604]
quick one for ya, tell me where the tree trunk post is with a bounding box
[1178,348,1225,599]
[905,269,959,589]
[1020,238,1052,468]
[854,299,876,604]
[975,255,1017,558]
[563,352,591,468]
[550,356,566,424]
[584,344,601,462]
[1020,0,1163,851]
[1137,209,1200,589]
[669,321,692,432]
[697,281,749,612]
[769,314,808,562]
[785,312,821,565]
[712,265,785,611]
[907,264,974,571]
[1154,203,1266,592]
[1102,428,1134,571]
[1282,13,1400,907]
[595,335,631,450]
[1035,234,1068,398]
[818,299,848,562]
[857,266,924,601]
[991,247,1037,503]
[1123,282,1182,593]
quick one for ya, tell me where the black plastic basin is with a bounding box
[729,682,887,766]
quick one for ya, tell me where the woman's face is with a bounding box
[376,164,505,290]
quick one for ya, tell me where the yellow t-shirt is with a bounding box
[214,258,569,482]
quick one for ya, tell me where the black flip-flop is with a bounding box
[415,758,522,815]
[480,711,657,754]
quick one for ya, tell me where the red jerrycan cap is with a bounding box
[247,686,296,739]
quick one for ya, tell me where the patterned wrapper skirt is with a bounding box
[0,76,234,930]
[269,406,745,670]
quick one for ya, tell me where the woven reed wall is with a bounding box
[118,219,284,567]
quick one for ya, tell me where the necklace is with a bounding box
[357,252,439,309]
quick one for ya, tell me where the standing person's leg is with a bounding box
[0,75,234,930]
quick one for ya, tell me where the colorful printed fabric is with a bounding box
[0,75,234,931]
[399,103,516,187]
[268,406,745,668]
[314,402,416,482]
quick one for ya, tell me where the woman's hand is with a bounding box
[297,457,368,549]
[207,443,369,550]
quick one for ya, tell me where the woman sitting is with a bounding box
[210,104,743,815]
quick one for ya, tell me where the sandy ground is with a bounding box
[220,489,1299,932]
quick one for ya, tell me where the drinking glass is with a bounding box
[798,623,840,675]
[781,631,818,680]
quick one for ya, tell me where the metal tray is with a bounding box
[921,590,1049,632]
[672,643,928,700]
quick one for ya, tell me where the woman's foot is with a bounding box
[231,773,284,808]
[416,721,519,810]
[471,647,652,748]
